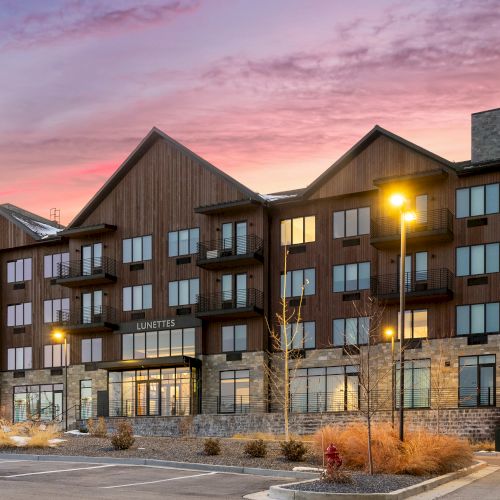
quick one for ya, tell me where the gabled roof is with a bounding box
[69,127,261,227]
[0,203,63,240]
[301,125,455,199]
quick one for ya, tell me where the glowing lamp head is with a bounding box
[389,193,405,208]
[52,330,65,341]
[404,211,417,222]
[384,327,395,339]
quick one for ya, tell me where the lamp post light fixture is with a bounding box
[384,327,395,429]
[389,193,416,442]
[52,329,69,431]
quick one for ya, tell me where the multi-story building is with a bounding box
[1,108,499,438]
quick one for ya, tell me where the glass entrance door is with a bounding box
[81,243,103,275]
[136,381,148,416]
[81,290,102,324]
[236,273,247,308]
[235,222,247,255]
[149,381,160,416]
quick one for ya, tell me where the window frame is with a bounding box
[81,338,102,363]
[7,346,32,371]
[122,234,152,263]
[44,252,70,278]
[280,321,316,350]
[7,258,32,283]
[280,268,316,298]
[168,278,200,307]
[332,262,370,292]
[43,343,70,368]
[221,324,247,352]
[168,228,200,257]
[122,284,153,311]
[456,302,500,335]
[333,207,370,239]
[43,298,70,324]
[333,317,370,347]
[456,183,500,218]
[456,243,500,276]
[397,309,428,339]
[219,369,250,414]
[280,216,316,246]
[7,302,32,327]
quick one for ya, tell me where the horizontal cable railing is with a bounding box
[196,288,264,313]
[57,256,117,279]
[197,234,264,261]
[57,305,118,325]
[371,209,453,240]
[371,268,454,297]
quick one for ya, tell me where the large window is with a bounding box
[290,365,359,413]
[123,284,152,311]
[333,207,370,239]
[459,355,495,407]
[219,370,250,413]
[13,384,63,423]
[168,228,200,257]
[280,268,315,297]
[333,317,369,347]
[456,243,500,276]
[123,235,152,263]
[122,328,195,360]
[396,359,430,408]
[168,279,199,306]
[80,380,93,419]
[7,347,32,371]
[44,298,70,323]
[81,338,102,363]
[280,321,315,350]
[7,258,32,283]
[7,303,32,327]
[222,325,247,352]
[44,252,69,278]
[457,303,499,335]
[44,344,70,368]
[280,216,315,245]
[456,184,500,218]
[397,310,428,339]
[333,262,370,292]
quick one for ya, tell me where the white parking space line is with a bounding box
[0,464,116,478]
[102,471,218,489]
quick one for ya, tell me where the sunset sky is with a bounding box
[1,0,500,223]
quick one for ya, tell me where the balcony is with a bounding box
[57,306,119,334]
[370,209,453,249]
[55,257,118,287]
[196,288,264,320]
[371,268,454,304]
[197,235,264,270]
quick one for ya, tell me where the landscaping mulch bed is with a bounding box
[283,472,429,494]
[0,434,318,471]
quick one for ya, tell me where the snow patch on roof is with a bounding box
[11,213,61,239]
[259,193,299,202]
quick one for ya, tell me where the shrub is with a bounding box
[88,417,108,438]
[280,439,307,462]
[470,440,495,452]
[244,439,267,458]
[312,423,473,475]
[27,424,60,448]
[204,438,221,456]
[111,421,135,450]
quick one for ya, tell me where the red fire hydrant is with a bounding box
[325,443,342,469]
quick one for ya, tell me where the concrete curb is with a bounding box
[0,453,315,479]
[268,460,487,499]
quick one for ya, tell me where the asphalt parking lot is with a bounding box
[0,458,290,499]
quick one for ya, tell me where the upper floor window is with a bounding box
[333,317,369,346]
[168,228,200,257]
[44,298,70,324]
[333,262,370,292]
[122,328,195,359]
[222,325,247,352]
[457,303,499,335]
[280,321,315,349]
[456,184,500,218]
[280,216,315,246]
[333,207,370,239]
[123,235,152,263]
[7,347,32,371]
[44,252,69,278]
[397,309,428,339]
[7,258,32,283]
[168,278,199,306]
[44,343,70,368]
[123,284,152,311]
[280,268,315,298]
[81,338,102,363]
[456,243,499,276]
[7,302,32,327]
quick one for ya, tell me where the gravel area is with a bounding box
[0,434,319,471]
[283,473,429,494]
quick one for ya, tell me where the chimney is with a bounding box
[471,107,500,165]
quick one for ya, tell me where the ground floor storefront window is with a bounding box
[80,380,92,419]
[13,384,63,422]
[108,367,198,417]
[290,365,359,413]
[396,359,431,408]
[459,355,495,407]
[219,370,250,413]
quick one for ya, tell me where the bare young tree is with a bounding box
[264,248,307,441]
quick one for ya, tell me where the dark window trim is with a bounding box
[122,234,153,264]
[333,206,370,239]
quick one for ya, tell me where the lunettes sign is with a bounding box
[119,316,201,333]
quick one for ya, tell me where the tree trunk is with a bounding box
[367,414,374,475]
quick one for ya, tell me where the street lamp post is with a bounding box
[52,330,69,431]
[389,194,415,442]
[384,328,395,429]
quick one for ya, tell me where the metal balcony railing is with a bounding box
[196,288,264,315]
[56,257,117,280]
[197,235,264,264]
[371,209,453,243]
[57,305,118,327]
[371,268,454,300]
